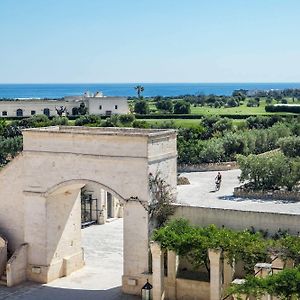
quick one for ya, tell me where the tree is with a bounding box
[134,100,150,114]
[134,85,144,99]
[155,99,173,113]
[173,100,191,114]
[278,136,300,158]
[237,152,300,191]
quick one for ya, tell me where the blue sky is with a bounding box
[0,0,299,83]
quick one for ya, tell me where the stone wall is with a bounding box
[176,278,209,300]
[7,243,28,287]
[178,161,237,173]
[234,186,300,202]
[173,205,300,235]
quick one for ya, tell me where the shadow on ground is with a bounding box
[218,195,298,204]
[0,284,140,300]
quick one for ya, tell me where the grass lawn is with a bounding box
[146,98,299,116]
[190,99,298,115]
[140,119,201,127]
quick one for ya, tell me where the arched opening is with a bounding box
[43,179,125,286]
[43,108,50,116]
[16,109,23,117]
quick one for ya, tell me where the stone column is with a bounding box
[98,189,107,224]
[223,252,235,293]
[167,250,178,300]
[24,192,48,282]
[270,255,284,274]
[254,263,272,300]
[208,248,222,300]
[150,242,165,300]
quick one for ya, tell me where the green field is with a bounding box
[145,98,298,116]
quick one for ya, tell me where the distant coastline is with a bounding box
[0,83,300,99]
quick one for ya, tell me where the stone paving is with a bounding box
[0,219,139,300]
[177,169,300,215]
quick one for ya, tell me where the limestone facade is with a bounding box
[0,126,177,293]
[0,95,129,117]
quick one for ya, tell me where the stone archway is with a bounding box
[17,126,177,295]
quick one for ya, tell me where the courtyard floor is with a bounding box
[177,169,300,215]
[0,219,139,300]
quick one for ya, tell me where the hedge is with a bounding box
[265,105,300,113]
[135,114,298,120]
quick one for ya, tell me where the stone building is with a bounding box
[0,126,177,292]
[0,92,129,117]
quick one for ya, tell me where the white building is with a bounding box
[0,92,129,117]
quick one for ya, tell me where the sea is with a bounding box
[0,83,300,99]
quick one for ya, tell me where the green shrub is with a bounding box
[132,120,150,128]
[266,105,300,113]
[134,100,150,114]
[174,100,191,114]
[51,116,69,126]
[118,114,135,125]
[278,136,300,157]
[74,115,101,126]
[237,152,300,191]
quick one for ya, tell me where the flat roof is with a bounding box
[23,126,177,138]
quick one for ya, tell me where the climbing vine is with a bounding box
[148,172,176,228]
[152,219,300,274]
[228,267,300,300]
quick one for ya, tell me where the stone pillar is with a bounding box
[98,189,107,224]
[150,242,164,300]
[92,187,102,224]
[167,250,178,300]
[254,263,272,300]
[122,200,149,294]
[270,255,284,274]
[208,248,222,300]
[223,252,235,293]
[24,193,48,282]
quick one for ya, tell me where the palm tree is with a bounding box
[134,85,144,99]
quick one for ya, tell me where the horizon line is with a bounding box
[1,82,300,85]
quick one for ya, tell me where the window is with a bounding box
[43,108,50,116]
[16,109,23,117]
[31,110,36,115]
[2,111,7,116]
[114,105,118,110]
[99,105,102,110]
[105,110,112,116]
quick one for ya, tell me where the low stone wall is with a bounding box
[176,278,209,300]
[7,243,28,287]
[173,205,300,235]
[178,161,238,173]
[234,187,300,202]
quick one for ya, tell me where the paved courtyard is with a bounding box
[177,169,300,215]
[0,219,139,300]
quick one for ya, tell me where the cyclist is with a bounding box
[215,172,222,191]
